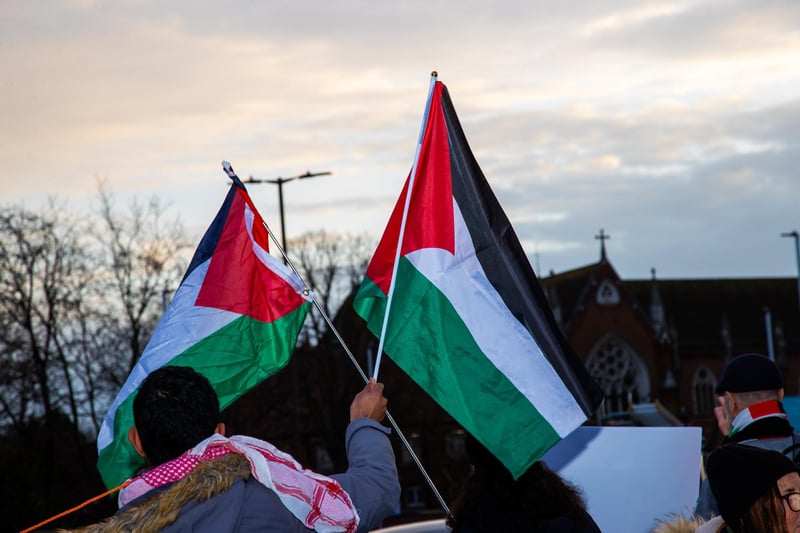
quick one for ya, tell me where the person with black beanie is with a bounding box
[706,444,800,532]
[695,353,800,519]
[653,444,800,532]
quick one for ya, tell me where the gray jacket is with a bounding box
[113,418,400,532]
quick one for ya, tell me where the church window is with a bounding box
[692,367,717,416]
[596,279,620,305]
[586,335,649,417]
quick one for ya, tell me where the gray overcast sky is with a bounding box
[2,0,799,280]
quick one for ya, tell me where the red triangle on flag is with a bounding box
[195,191,306,323]
[366,82,455,294]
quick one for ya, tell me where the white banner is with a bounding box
[542,426,702,533]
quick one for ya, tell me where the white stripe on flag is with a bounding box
[243,204,312,299]
[407,200,585,437]
[97,259,240,451]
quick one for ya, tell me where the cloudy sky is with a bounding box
[2,0,799,280]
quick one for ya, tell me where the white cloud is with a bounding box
[1,0,799,279]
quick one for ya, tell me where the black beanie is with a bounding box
[707,444,800,524]
[714,353,783,394]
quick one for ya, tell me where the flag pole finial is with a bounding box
[221,160,236,181]
[431,70,438,77]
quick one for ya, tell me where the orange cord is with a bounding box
[20,479,131,533]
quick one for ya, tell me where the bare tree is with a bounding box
[288,230,375,346]
[0,193,193,527]
[94,185,191,377]
[0,201,98,489]
[0,189,192,444]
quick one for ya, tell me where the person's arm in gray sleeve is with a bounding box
[332,380,401,532]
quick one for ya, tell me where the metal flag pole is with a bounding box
[371,71,439,380]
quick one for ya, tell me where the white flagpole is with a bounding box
[371,72,438,380]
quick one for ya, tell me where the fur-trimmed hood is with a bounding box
[651,515,726,533]
[64,453,251,533]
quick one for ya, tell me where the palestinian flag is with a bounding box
[353,81,603,478]
[97,162,312,488]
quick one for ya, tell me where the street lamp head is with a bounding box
[259,170,332,185]
[297,170,333,180]
[781,230,799,239]
[238,168,332,264]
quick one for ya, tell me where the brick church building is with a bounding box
[541,232,800,450]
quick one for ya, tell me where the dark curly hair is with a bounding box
[447,434,596,532]
[133,366,220,467]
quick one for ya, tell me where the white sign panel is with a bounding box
[542,426,702,533]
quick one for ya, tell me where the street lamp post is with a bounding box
[782,230,800,310]
[242,169,331,457]
[244,170,332,263]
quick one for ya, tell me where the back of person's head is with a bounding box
[707,443,799,532]
[448,433,592,532]
[133,365,220,466]
[715,353,783,396]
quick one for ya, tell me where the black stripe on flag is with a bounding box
[439,85,604,416]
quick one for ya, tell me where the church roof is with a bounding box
[543,261,800,357]
[541,262,600,327]
[625,276,800,355]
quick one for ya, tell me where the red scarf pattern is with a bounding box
[119,434,359,532]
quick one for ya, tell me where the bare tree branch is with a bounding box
[93,184,191,373]
[288,231,375,347]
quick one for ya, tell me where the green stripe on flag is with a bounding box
[97,304,309,488]
[354,258,560,478]
[97,393,138,489]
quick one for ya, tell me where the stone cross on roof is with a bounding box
[595,228,610,260]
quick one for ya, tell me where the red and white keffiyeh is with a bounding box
[118,433,359,532]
